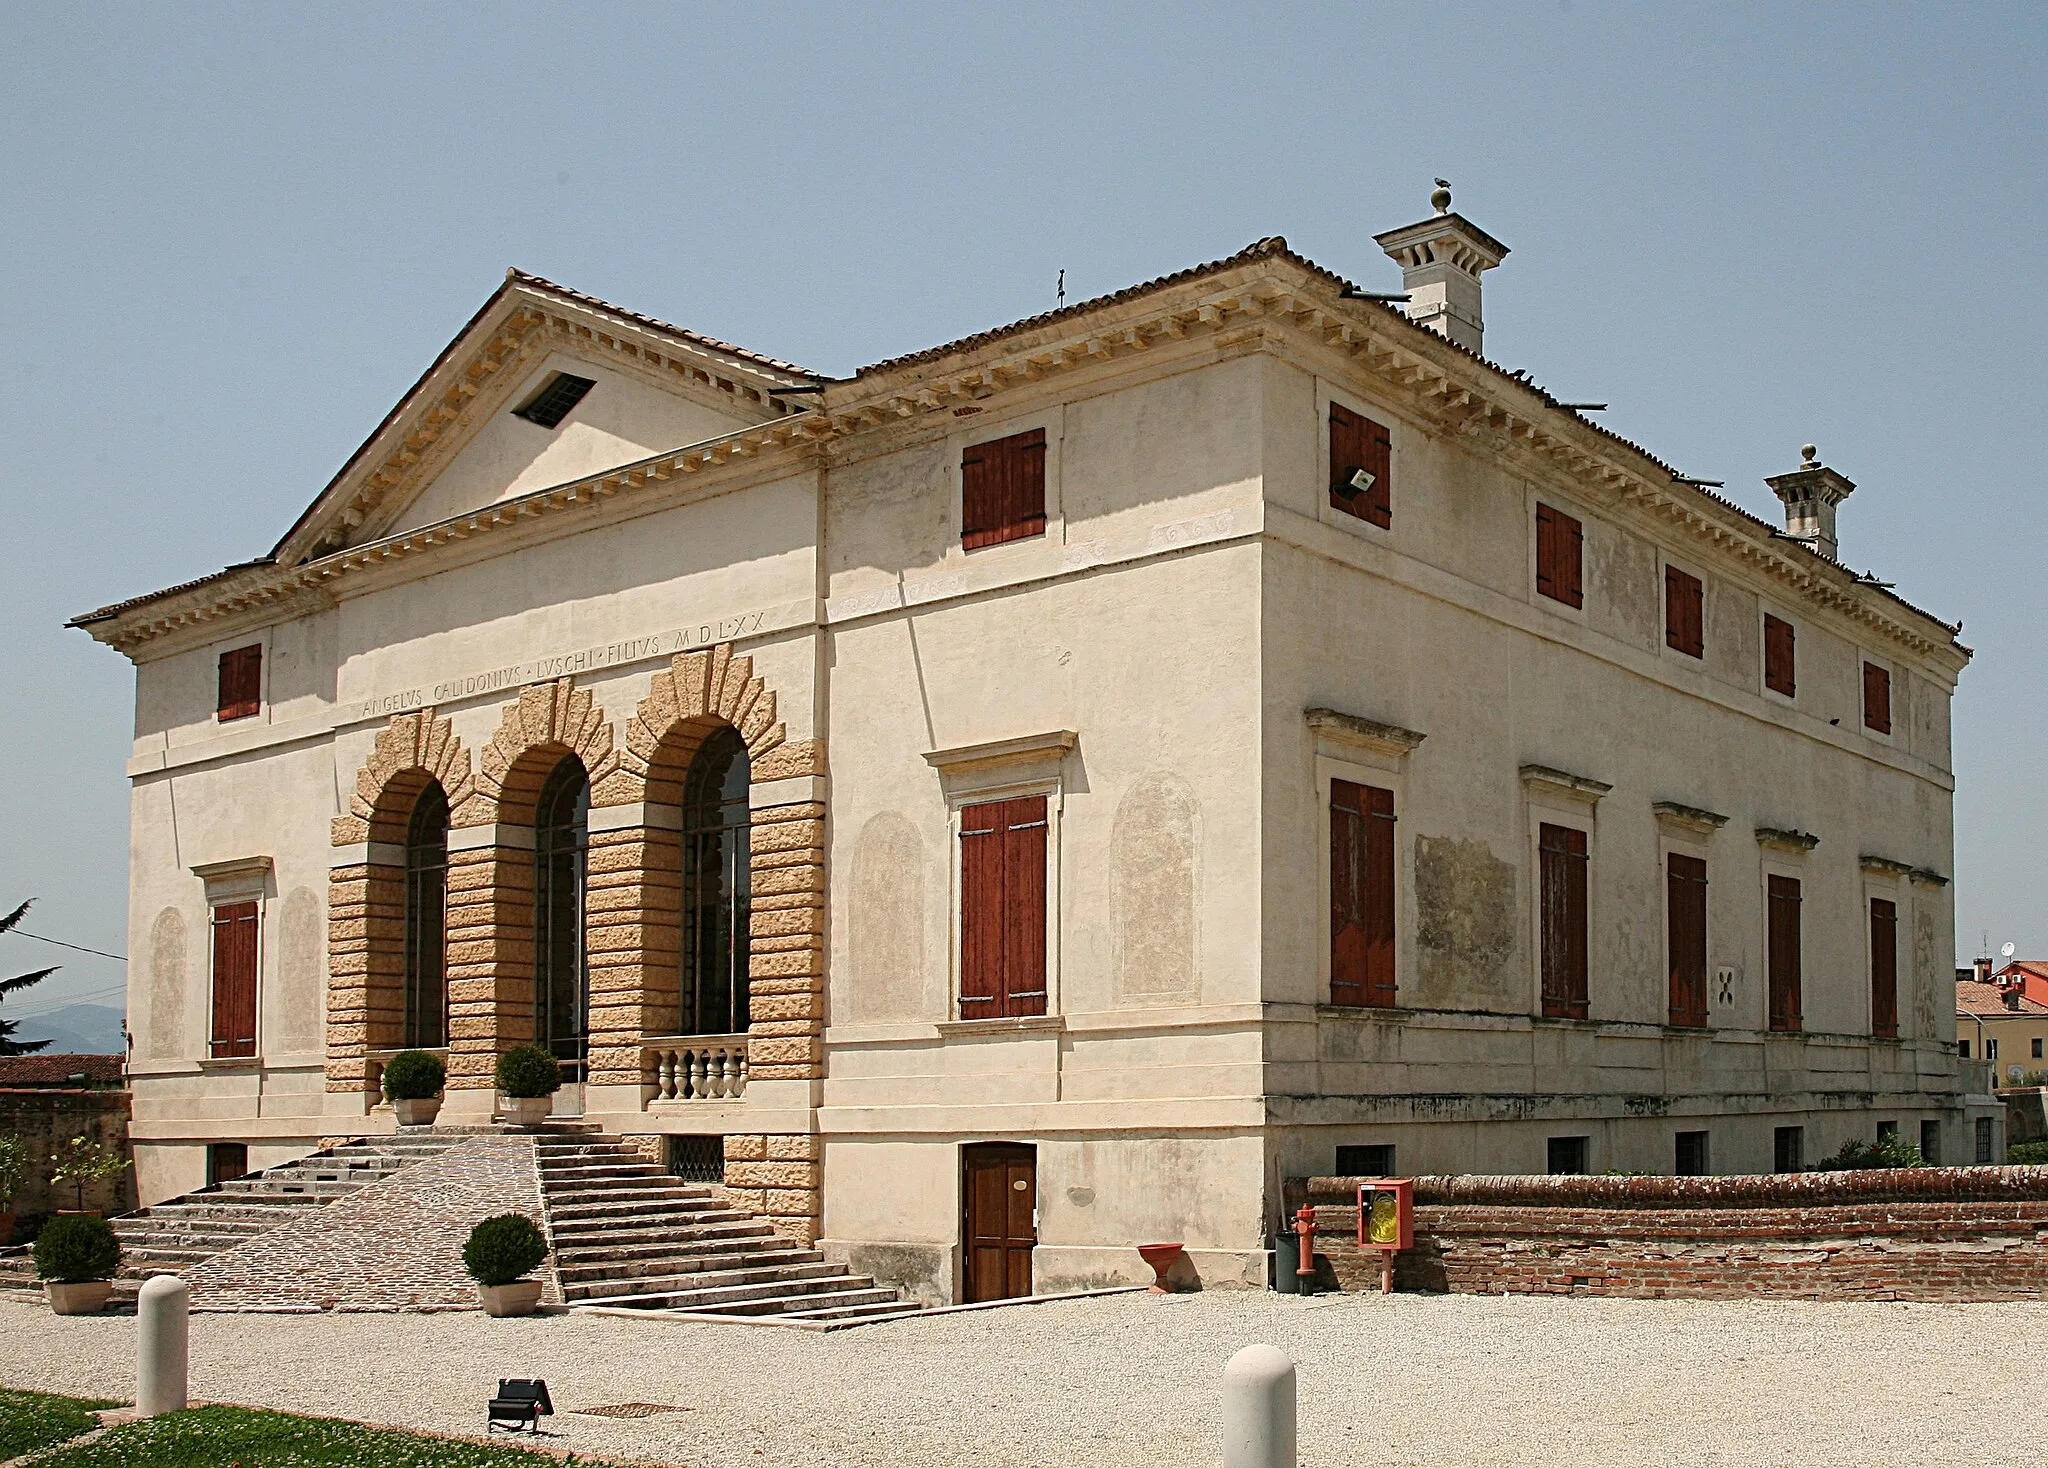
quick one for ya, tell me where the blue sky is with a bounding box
[2,2,2043,1015]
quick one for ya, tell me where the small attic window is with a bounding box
[513,372,596,429]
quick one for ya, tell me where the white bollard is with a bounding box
[135,1274,189,1417]
[1222,1343,1296,1468]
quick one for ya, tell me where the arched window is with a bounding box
[534,755,590,1075]
[681,726,751,1035]
[401,780,450,1049]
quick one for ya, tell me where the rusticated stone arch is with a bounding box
[327,709,474,1095]
[587,643,827,1243]
[475,678,623,822]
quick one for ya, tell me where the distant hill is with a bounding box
[9,1003,126,1056]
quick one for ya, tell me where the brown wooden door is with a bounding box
[962,1143,1036,1303]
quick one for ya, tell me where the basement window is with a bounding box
[513,372,597,429]
[1546,1136,1589,1175]
[1335,1144,1396,1177]
[667,1134,724,1184]
[1674,1131,1710,1176]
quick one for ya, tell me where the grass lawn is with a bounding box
[0,1388,119,1459]
[0,1396,604,1466]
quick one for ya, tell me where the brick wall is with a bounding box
[1287,1169,2048,1302]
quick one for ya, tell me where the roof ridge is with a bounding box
[504,268,823,381]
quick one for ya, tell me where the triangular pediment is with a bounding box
[274,271,822,564]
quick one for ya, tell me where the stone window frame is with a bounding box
[943,406,1067,565]
[1859,650,1897,746]
[923,731,1076,1031]
[1315,381,1401,543]
[1520,766,1609,1022]
[1657,551,1709,665]
[191,856,273,1068]
[1654,802,1728,1030]
[1527,488,1591,625]
[1306,710,1424,1011]
[1760,602,1799,708]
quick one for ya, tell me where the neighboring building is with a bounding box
[1990,958,2048,1009]
[1958,973,2048,1082]
[71,189,1987,1300]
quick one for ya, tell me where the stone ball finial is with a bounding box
[1431,179,1452,214]
[1801,444,1818,466]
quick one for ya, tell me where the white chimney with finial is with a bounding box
[1372,181,1510,355]
[1765,445,1856,561]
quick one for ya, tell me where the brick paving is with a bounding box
[181,1134,554,1312]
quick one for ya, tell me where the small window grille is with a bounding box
[1546,1136,1589,1175]
[1335,1144,1396,1177]
[667,1134,724,1184]
[1773,1125,1804,1173]
[1674,1131,1710,1176]
[1920,1120,1941,1166]
[514,373,596,429]
[1976,1117,1995,1164]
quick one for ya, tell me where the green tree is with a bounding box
[0,902,56,1058]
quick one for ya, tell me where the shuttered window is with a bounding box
[1330,779,1396,1007]
[217,645,262,722]
[1763,614,1796,697]
[1664,566,1704,659]
[1328,403,1392,528]
[961,428,1047,550]
[1538,823,1589,1019]
[1863,662,1892,734]
[1535,504,1584,609]
[209,901,259,1059]
[958,795,1048,1019]
[1666,853,1708,1027]
[1767,874,1802,1033]
[1870,897,1898,1039]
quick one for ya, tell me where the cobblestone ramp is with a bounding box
[180,1133,554,1312]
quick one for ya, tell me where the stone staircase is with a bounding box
[0,1132,460,1302]
[538,1133,921,1325]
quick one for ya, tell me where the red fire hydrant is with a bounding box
[1294,1201,1318,1295]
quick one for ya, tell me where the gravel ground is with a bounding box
[0,1290,2030,1467]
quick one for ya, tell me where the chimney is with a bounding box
[1976,956,1994,983]
[1373,181,1509,356]
[1765,445,1856,561]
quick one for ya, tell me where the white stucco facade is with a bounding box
[78,211,1982,1303]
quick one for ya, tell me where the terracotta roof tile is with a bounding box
[1956,981,2048,1018]
[0,1053,125,1086]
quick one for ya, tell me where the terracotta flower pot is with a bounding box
[1137,1242,1189,1293]
[45,1280,114,1315]
[392,1097,443,1127]
[478,1279,544,1317]
[498,1096,553,1127]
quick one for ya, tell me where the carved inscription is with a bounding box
[350,611,769,720]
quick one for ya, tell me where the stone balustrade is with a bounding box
[644,1035,749,1101]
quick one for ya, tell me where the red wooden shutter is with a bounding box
[217,645,262,722]
[1328,404,1392,528]
[1001,796,1048,1017]
[1665,567,1704,658]
[1767,874,1803,1032]
[1536,505,1584,609]
[1329,780,1396,1007]
[1863,662,1892,734]
[1764,615,1796,697]
[209,901,259,1058]
[1539,823,1589,1019]
[1666,854,1708,1027]
[1870,897,1898,1039]
[962,429,1047,550]
[958,796,1048,1018]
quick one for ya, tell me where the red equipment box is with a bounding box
[1356,1178,1414,1253]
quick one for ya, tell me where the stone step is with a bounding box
[552,1235,804,1271]
[544,1185,713,1207]
[588,1273,889,1314]
[556,1245,823,1284]
[546,1199,749,1227]
[562,1259,844,1303]
[547,1214,768,1245]
[537,1164,679,1182]
[781,1299,928,1323]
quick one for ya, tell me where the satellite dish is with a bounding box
[2004,942,2018,960]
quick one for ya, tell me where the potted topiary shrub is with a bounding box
[494,1045,561,1127]
[34,1213,122,1315]
[465,1212,549,1316]
[0,1135,24,1245]
[383,1050,446,1127]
